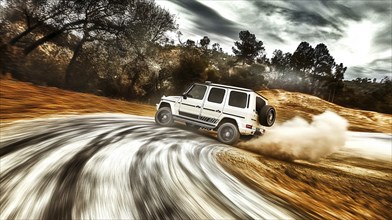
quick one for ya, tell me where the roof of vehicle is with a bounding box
[195,82,268,100]
[196,82,252,92]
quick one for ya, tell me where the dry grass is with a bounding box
[0,79,155,124]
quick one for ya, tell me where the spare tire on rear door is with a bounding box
[259,105,276,127]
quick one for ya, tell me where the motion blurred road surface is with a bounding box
[1,114,299,219]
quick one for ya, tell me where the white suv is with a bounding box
[155,82,276,145]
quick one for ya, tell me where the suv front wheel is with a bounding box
[217,122,240,145]
[155,107,174,126]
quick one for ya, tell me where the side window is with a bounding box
[187,85,207,100]
[228,91,247,108]
[256,97,265,112]
[207,88,226,103]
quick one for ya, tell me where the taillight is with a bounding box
[246,124,252,129]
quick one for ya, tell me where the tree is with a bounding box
[199,36,210,57]
[3,0,72,47]
[2,0,176,55]
[1,0,177,94]
[232,30,264,65]
[271,49,292,83]
[223,65,267,90]
[212,43,222,53]
[200,36,210,49]
[186,39,195,47]
[290,41,314,72]
[310,43,335,93]
[327,62,346,102]
[171,46,208,93]
[65,0,176,87]
[289,41,314,91]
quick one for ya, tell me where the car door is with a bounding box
[179,84,207,120]
[200,87,226,125]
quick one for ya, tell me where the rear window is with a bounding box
[229,91,247,108]
[208,88,226,103]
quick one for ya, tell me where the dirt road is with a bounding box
[1,114,391,219]
[1,114,300,219]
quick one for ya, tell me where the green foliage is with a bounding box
[222,64,267,90]
[200,36,210,49]
[232,30,265,65]
[0,0,177,105]
[270,49,292,81]
[290,42,314,72]
[171,47,209,93]
[334,77,392,114]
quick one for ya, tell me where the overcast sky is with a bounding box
[156,0,391,80]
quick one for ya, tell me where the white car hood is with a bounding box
[161,96,182,103]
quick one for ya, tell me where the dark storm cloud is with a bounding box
[360,1,391,14]
[368,58,392,75]
[294,30,343,42]
[373,22,392,48]
[252,1,287,16]
[170,0,240,38]
[288,11,331,27]
[267,33,286,44]
[252,1,345,32]
[369,58,392,66]
[346,63,391,79]
[346,66,369,79]
[319,0,362,21]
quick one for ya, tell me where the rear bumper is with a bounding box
[238,126,265,136]
[254,128,264,136]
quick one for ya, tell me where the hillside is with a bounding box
[1,79,391,219]
[0,79,155,123]
[259,89,391,133]
[1,79,390,133]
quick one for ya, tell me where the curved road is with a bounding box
[1,114,297,219]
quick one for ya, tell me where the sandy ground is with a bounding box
[1,79,391,219]
[217,148,392,219]
[259,89,391,133]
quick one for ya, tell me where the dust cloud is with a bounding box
[240,111,348,162]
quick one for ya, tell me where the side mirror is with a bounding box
[182,93,187,99]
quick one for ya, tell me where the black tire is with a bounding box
[217,122,240,145]
[259,105,276,127]
[155,107,174,126]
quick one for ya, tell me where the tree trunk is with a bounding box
[331,87,336,103]
[23,29,64,55]
[65,35,88,87]
[8,23,41,45]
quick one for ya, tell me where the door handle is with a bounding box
[215,110,221,113]
[196,105,201,108]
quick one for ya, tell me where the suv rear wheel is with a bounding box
[259,105,276,127]
[155,107,174,126]
[217,122,240,145]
